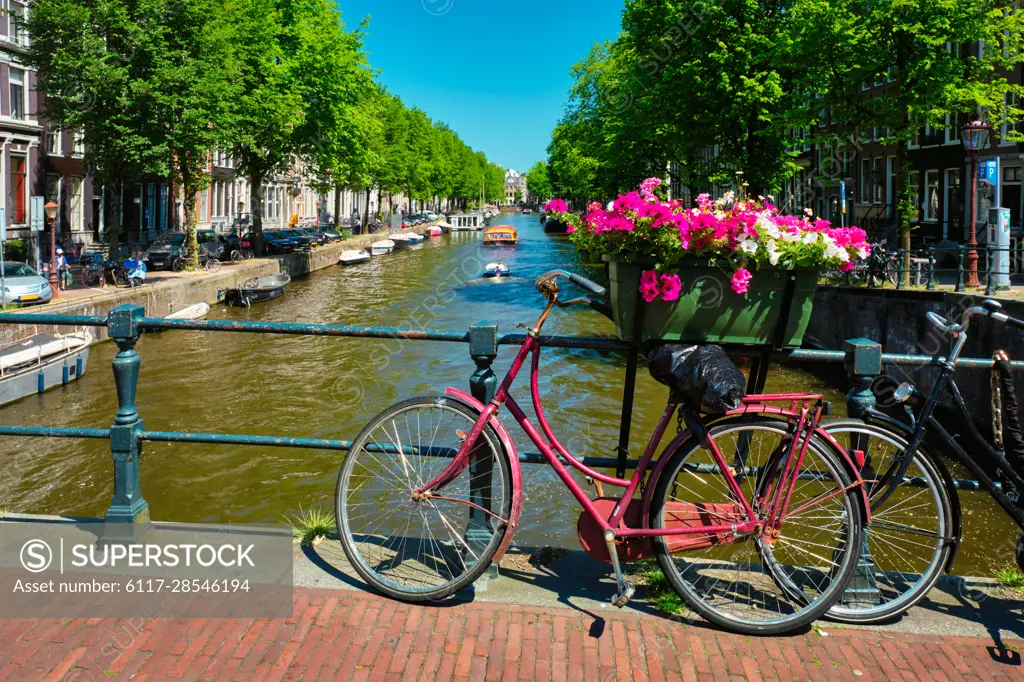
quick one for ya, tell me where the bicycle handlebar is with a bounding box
[567,272,607,297]
[927,300,1024,336]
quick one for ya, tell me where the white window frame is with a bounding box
[46,125,61,156]
[69,176,83,232]
[860,159,870,203]
[922,169,940,222]
[9,67,26,120]
[72,128,85,156]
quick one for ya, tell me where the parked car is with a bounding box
[425,212,438,221]
[1,262,53,305]
[143,232,188,270]
[260,231,298,254]
[285,228,319,249]
[315,226,343,243]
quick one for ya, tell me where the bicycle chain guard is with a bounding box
[577,498,745,563]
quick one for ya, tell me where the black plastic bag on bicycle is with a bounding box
[649,344,746,414]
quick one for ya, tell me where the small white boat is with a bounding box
[339,249,371,266]
[427,226,442,237]
[522,209,532,214]
[483,262,510,278]
[391,234,413,249]
[0,332,90,407]
[165,302,211,321]
[371,240,394,255]
[406,232,424,244]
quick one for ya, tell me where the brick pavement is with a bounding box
[0,587,1022,681]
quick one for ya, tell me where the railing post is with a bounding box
[104,304,151,539]
[926,245,937,291]
[842,337,881,607]
[986,243,996,296]
[955,245,966,292]
[466,320,498,571]
[895,249,905,290]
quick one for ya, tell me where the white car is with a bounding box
[2,262,53,305]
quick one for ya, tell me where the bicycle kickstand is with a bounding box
[603,530,635,608]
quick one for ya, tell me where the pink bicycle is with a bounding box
[336,270,869,635]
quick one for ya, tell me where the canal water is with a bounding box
[0,213,1015,575]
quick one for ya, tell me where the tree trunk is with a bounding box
[250,168,266,256]
[896,139,911,285]
[181,165,200,270]
[107,178,122,261]
[333,185,341,227]
[363,188,371,234]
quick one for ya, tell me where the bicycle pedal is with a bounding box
[611,582,635,608]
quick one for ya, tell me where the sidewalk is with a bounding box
[1,585,1021,682]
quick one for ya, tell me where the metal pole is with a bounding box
[48,217,60,299]
[926,245,937,291]
[616,287,646,479]
[466,321,498,569]
[986,243,996,296]
[955,245,966,292]
[966,154,981,286]
[103,304,151,542]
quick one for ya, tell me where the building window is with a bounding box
[9,155,26,223]
[908,170,921,222]
[159,185,168,231]
[200,189,208,222]
[69,176,83,231]
[72,129,85,156]
[860,159,870,202]
[922,170,940,222]
[9,2,28,46]
[46,125,61,155]
[872,157,883,203]
[145,184,155,230]
[9,68,26,120]
[45,173,59,204]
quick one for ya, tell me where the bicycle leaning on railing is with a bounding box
[335,269,870,636]
[821,299,1024,623]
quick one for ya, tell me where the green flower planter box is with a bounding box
[605,257,818,347]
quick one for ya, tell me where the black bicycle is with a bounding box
[821,300,1024,623]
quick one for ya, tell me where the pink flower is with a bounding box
[730,268,753,295]
[588,201,602,212]
[566,225,575,234]
[639,270,661,303]
[839,261,854,272]
[696,193,713,209]
[660,274,682,302]
[544,199,568,213]
[640,177,663,200]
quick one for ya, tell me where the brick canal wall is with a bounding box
[806,286,1024,410]
[0,225,439,348]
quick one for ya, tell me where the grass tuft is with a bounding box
[631,558,688,616]
[995,566,1024,593]
[285,504,337,548]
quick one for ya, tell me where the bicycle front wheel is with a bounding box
[650,417,865,635]
[822,420,953,623]
[336,396,513,602]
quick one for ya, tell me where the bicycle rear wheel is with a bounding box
[336,396,513,601]
[650,417,864,635]
[822,420,953,623]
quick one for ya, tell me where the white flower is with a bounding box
[803,207,813,216]
[739,239,758,254]
[826,243,850,262]
[766,240,781,265]
[607,201,615,211]
[855,246,868,259]
[821,233,835,246]
[757,216,781,239]
[802,232,818,244]
[782,229,801,243]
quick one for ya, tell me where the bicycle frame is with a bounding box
[417,333,863,545]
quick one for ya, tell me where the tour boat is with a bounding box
[370,240,394,255]
[0,332,90,407]
[483,262,510,278]
[522,209,532,214]
[223,274,291,307]
[165,302,211,321]
[427,226,442,237]
[339,249,371,266]
[482,225,519,246]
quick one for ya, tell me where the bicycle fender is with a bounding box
[444,387,523,562]
[840,411,964,572]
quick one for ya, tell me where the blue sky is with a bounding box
[336,0,624,173]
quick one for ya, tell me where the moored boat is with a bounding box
[522,208,532,214]
[0,332,90,407]
[165,302,211,320]
[371,240,394,255]
[223,274,290,307]
[483,262,510,278]
[404,232,424,244]
[391,233,413,249]
[483,225,519,246]
[339,249,371,265]
[427,226,442,237]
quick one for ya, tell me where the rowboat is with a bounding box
[371,240,394,255]
[165,302,211,320]
[0,332,90,407]
[223,274,290,307]
[406,232,424,244]
[391,234,413,249]
[483,225,519,246]
[339,249,371,265]
[484,262,510,278]
[427,226,442,237]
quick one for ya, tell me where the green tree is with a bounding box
[788,0,1024,267]
[525,161,554,202]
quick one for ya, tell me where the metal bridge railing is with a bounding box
[0,304,1018,537]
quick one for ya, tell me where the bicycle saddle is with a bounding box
[649,344,746,414]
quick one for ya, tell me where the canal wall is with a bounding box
[0,225,441,348]
[806,286,1024,410]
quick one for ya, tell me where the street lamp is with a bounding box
[44,201,59,299]
[960,114,992,287]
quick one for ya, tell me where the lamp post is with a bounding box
[44,201,59,299]
[961,114,992,287]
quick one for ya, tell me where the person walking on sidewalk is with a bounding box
[55,248,72,290]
